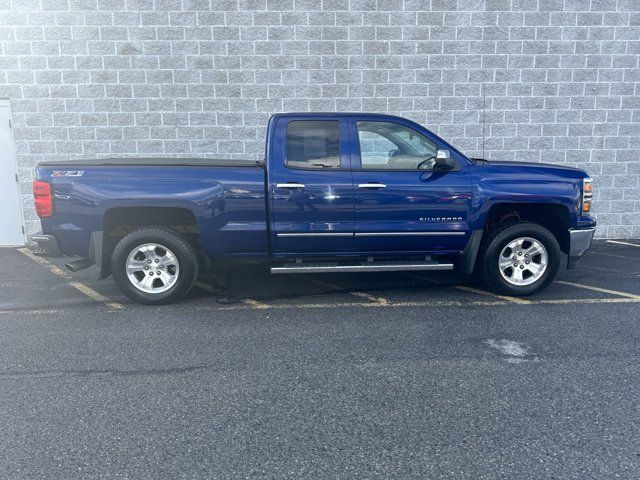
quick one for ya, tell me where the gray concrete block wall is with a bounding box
[1,0,639,237]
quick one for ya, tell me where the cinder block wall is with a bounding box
[1,0,639,237]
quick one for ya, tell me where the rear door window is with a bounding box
[285,121,341,169]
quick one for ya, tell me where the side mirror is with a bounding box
[436,149,451,159]
[434,149,458,171]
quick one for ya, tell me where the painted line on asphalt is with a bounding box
[292,274,391,305]
[589,251,636,261]
[199,299,505,311]
[196,296,640,312]
[2,295,640,317]
[242,299,270,309]
[0,308,66,316]
[17,248,123,310]
[455,285,532,305]
[533,297,640,305]
[554,280,640,300]
[403,273,531,305]
[606,240,640,248]
[194,281,270,309]
[578,263,626,274]
[18,248,69,277]
[348,291,390,305]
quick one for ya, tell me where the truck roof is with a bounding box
[270,112,413,121]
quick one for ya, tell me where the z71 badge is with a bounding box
[51,170,84,177]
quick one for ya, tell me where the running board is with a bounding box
[271,260,454,274]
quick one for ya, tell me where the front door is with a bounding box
[0,100,25,246]
[349,118,472,254]
[269,117,354,255]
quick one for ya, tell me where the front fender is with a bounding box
[469,165,584,230]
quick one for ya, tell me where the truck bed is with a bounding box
[39,158,264,168]
[36,160,268,260]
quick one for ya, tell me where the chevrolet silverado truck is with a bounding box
[30,113,596,305]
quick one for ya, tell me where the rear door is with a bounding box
[349,118,473,253]
[269,116,354,255]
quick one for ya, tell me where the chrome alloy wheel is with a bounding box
[125,243,180,294]
[498,236,548,286]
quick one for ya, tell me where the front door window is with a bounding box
[357,121,438,170]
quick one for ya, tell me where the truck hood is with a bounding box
[471,158,588,177]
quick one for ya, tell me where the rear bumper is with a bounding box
[568,227,595,263]
[29,233,63,257]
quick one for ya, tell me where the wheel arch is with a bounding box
[484,203,571,254]
[99,207,202,278]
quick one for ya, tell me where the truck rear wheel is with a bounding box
[111,227,198,305]
[479,222,561,296]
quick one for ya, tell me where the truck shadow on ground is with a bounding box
[195,264,482,303]
[3,241,640,311]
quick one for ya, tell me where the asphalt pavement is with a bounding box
[1,240,640,479]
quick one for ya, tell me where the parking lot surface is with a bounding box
[1,240,640,479]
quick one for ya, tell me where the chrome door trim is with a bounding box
[276,232,354,237]
[276,183,306,189]
[357,183,387,188]
[354,231,466,237]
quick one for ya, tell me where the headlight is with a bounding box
[582,178,593,214]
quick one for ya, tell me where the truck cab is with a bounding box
[30,112,596,304]
[268,113,471,257]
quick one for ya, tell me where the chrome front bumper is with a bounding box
[569,227,596,261]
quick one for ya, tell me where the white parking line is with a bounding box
[197,296,640,312]
[0,308,65,316]
[403,273,531,305]
[17,248,123,310]
[198,299,506,311]
[535,297,640,305]
[3,294,640,317]
[455,285,532,305]
[590,251,635,260]
[555,280,640,300]
[606,240,640,248]
[579,263,625,274]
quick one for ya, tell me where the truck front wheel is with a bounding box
[479,222,561,296]
[111,227,199,305]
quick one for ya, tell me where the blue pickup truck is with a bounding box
[30,112,596,304]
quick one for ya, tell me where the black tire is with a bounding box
[479,221,561,296]
[111,226,199,305]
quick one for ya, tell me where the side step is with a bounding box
[271,259,454,274]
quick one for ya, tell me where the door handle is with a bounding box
[358,183,387,189]
[276,182,306,189]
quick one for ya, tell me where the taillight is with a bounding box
[581,178,593,215]
[33,180,53,218]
